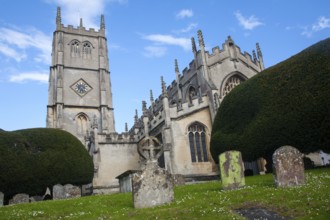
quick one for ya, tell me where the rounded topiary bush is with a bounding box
[210,38,330,164]
[0,128,93,197]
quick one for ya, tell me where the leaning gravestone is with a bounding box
[53,184,65,200]
[9,193,29,205]
[219,150,245,190]
[273,145,305,187]
[132,136,174,209]
[0,192,4,207]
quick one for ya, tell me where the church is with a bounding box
[46,7,264,193]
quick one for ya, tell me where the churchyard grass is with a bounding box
[0,168,329,219]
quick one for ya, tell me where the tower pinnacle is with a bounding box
[150,89,154,103]
[161,76,167,96]
[100,14,105,30]
[56,7,61,26]
[191,37,197,54]
[197,30,205,49]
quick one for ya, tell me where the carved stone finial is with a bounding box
[252,50,257,61]
[142,100,147,114]
[56,7,61,25]
[191,37,197,53]
[80,18,83,28]
[134,109,138,124]
[175,59,179,73]
[100,14,105,30]
[227,35,235,46]
[256,43,262,58]
[197,30,205,48]
[150,90,154,103]
[125,122,128,132]
[161,76,167,96]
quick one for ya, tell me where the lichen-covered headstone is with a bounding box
[64,184,81,198]
[273,145,305,187]
[219,150,245,190]
[132,136,174,208]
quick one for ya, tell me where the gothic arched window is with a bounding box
[71,40,80,57]
[222,75,245,98]
[77,114,88,136]
[188,122,208,163]
[82,42,92,58]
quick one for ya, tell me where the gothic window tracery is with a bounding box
[222,75,244,98]
[188,122,208,163]
[71,40,80,57]
[82,42,92,58]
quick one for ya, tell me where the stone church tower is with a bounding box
[47,7,115,142]
[46,7,265,192]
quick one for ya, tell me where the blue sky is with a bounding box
[0,0,329,133]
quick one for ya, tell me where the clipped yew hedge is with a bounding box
[210,38,330,164]
[0,128,93,197]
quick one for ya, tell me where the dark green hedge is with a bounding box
[210,38,330,164]
[0,128,94,197]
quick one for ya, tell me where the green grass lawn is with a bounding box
[1,168,329,220]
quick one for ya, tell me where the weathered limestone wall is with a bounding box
[170,104,215,175]
[93,142,140,192]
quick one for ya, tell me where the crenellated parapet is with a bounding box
[98,132,137,144]
[129,30,264,140]
[55,7,105,38]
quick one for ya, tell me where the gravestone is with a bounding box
[132,136,174,209]
[273,145,305,187]
[0,192,3,207]
[81,183,93,196]
[219,150,245,190]
[64,184,81,198]
[257,157,267,175]
[53,184,65,200]
[30,196,43,203]
[9,193,29,205]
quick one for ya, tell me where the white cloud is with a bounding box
[175,23,198,33]
[312,16,330,31]
[176,9,193,19]
[9,72,48,83]
[302,16,330,37]
[234,11,264,30]
[143,34,191,51]
[0,42,26,62]
[0,27,51,64]
[143,46,167,58]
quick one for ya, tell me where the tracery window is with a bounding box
[188,122,208,163]
[222,75,244,98]
[82,42,92,58]
[71,40,80,57]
